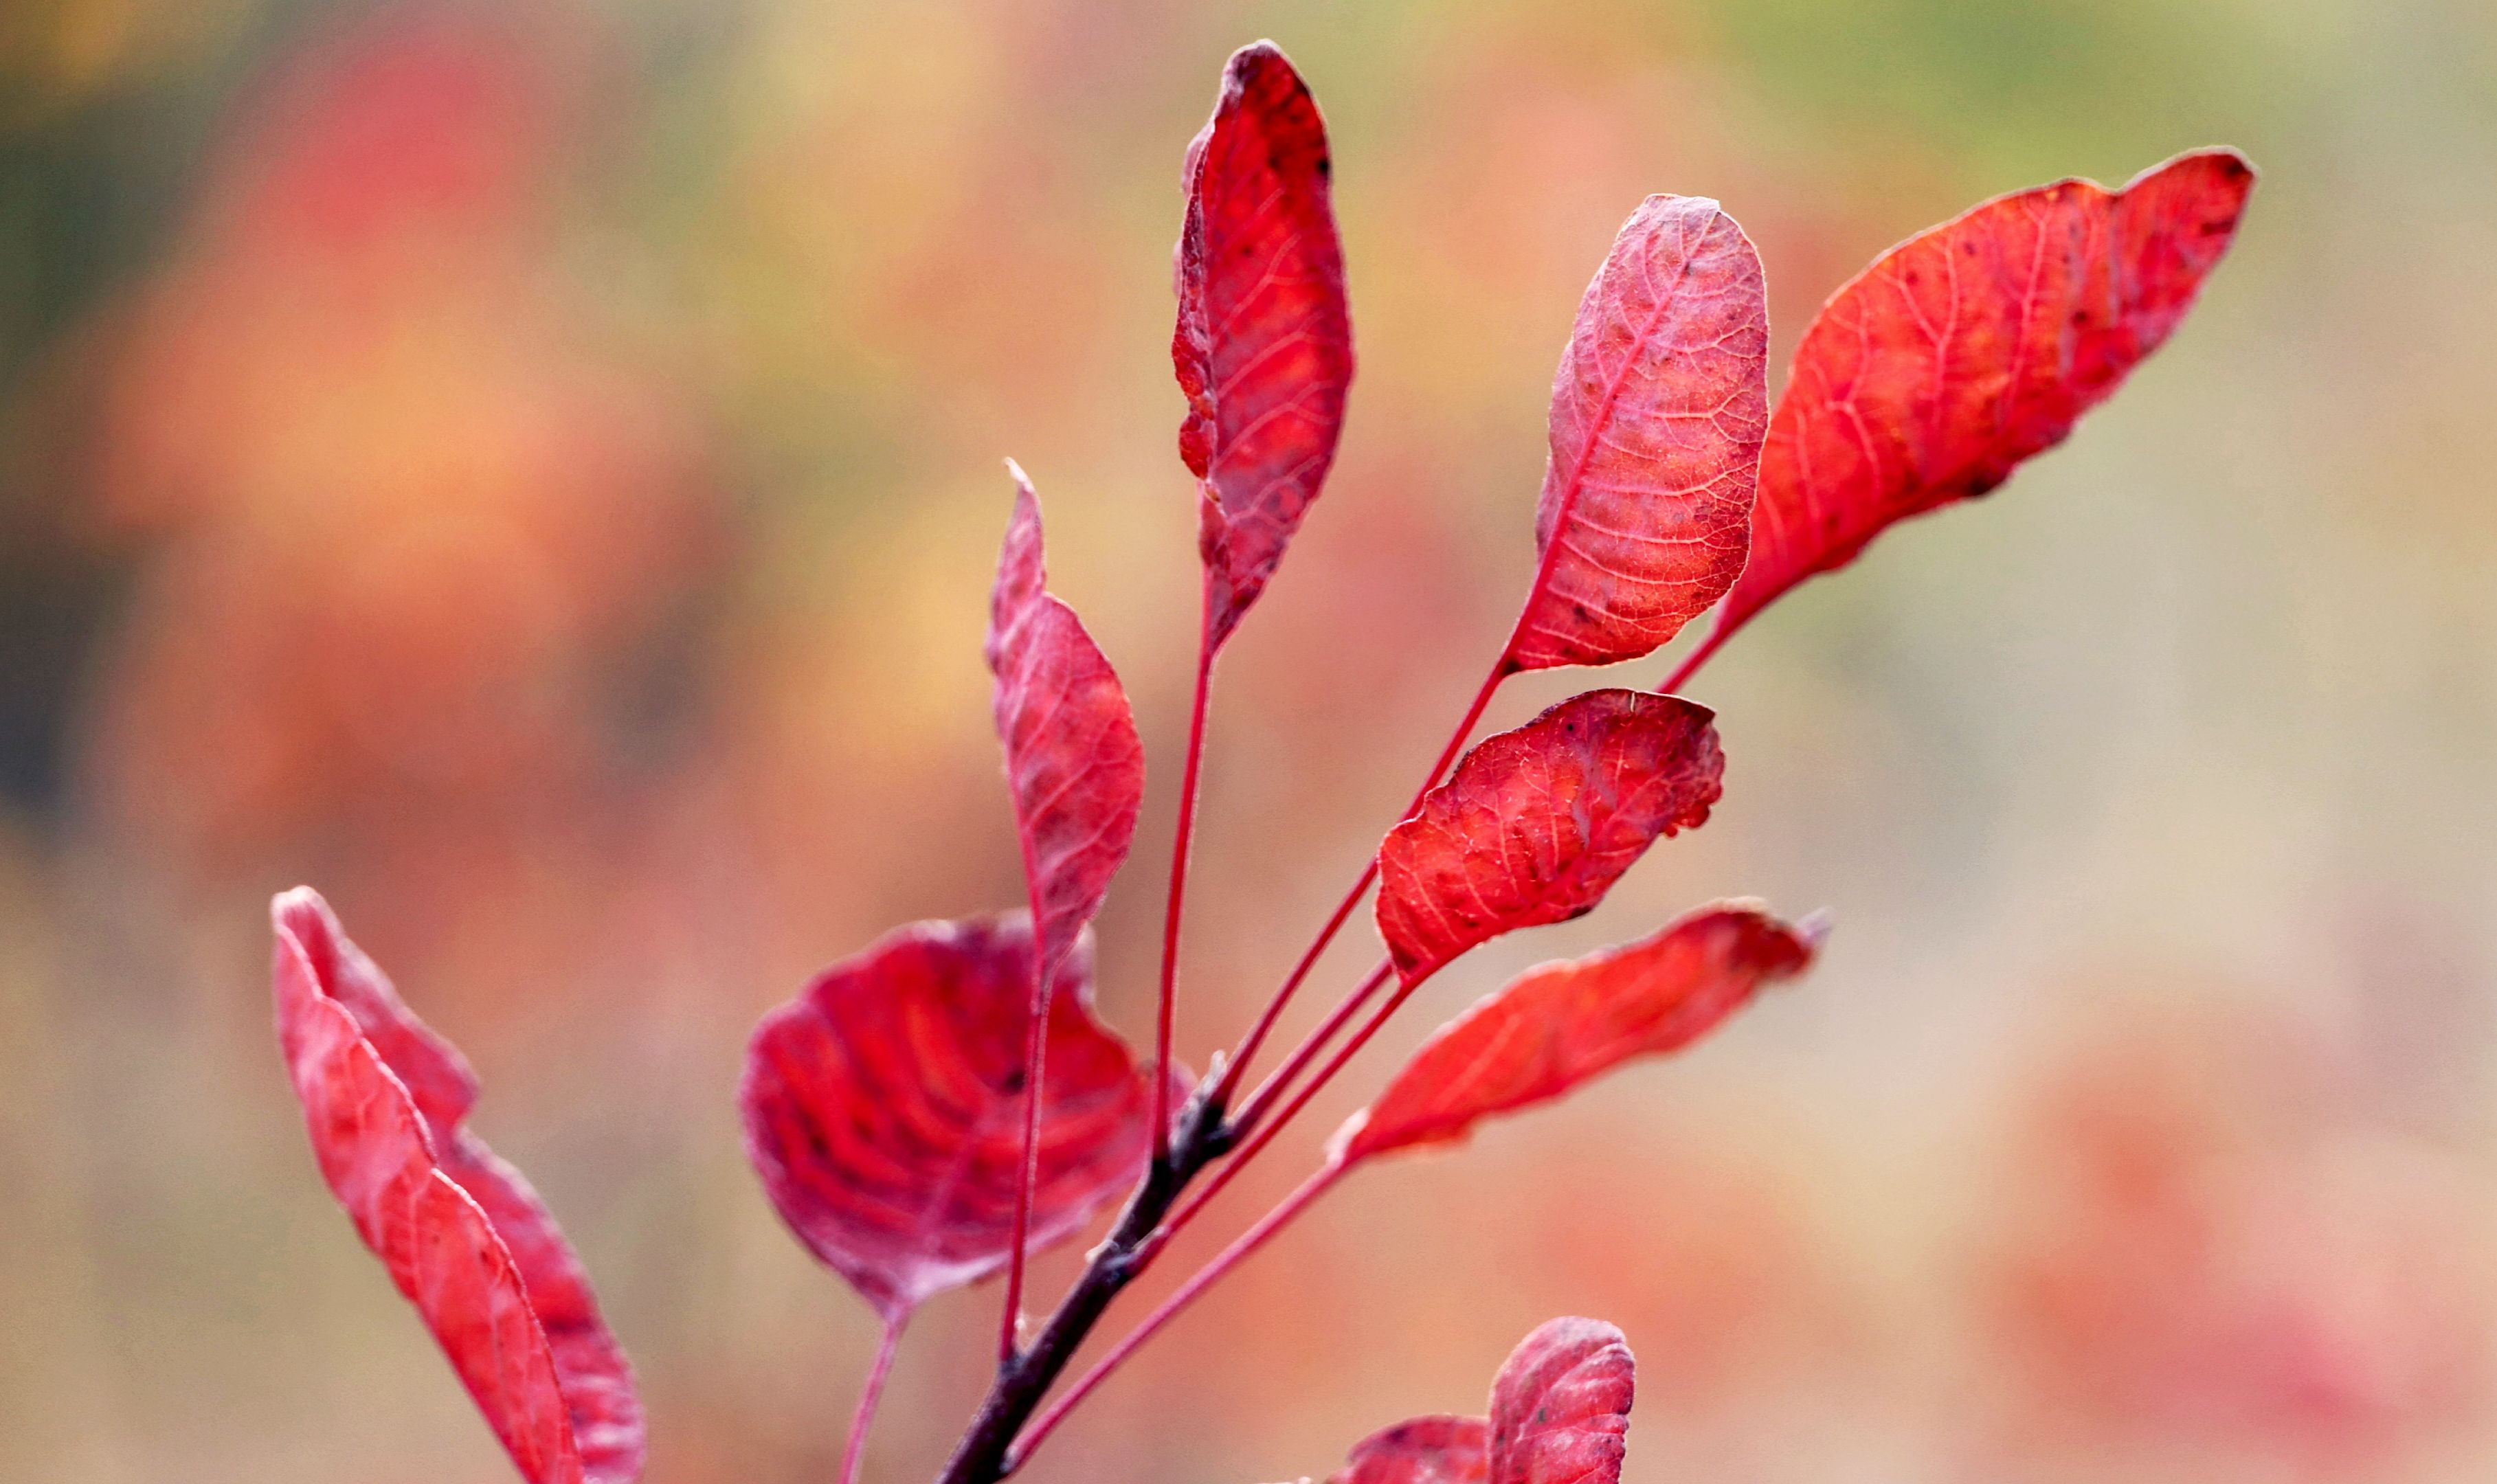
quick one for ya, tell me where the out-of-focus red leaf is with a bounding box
[271,888,643,1484]
[1336,903,1819,1164]
[1711,149,2255,646]
[1328,1416,1490,1484]
[1374,690,1722,985]
[986,464,1146,978]
[1488,1318,1635,1484]
[1174,40,1354,651]
[738,915,1165,1323]
[1505,197,1768,673]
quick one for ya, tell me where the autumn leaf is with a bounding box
[1374,690,1723,985]
[1488,1318,1635,1484]
[1505,196,1768,673]
[1325,1318,1634,1484]
[271,888,644,1484]
[1709,149,2255,649]
[1175,40,1355,651]
[987,462,1146,981]
[738,915,1166,1324]
[1336,902,1820,1164]
[1329,1416,1489,1484]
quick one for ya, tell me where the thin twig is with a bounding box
[1152,625,1218,1162]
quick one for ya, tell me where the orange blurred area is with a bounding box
[3,1,2494,1481]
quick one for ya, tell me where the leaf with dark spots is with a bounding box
[738,914,1167,1324]
[1374,690,1723,986]
[986,463,1146,982]
[1709,148,2255,649]
[272,888,645,1484]
[1174,40,1354,651]
[1488,1318,1635,1484]
[1328,1415,1490,1484]
[1335,902,1820,1164]
[1505,196,1767,673]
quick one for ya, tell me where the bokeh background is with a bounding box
[3,0,2494,1480]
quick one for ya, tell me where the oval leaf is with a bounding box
[1505,196,1768,673]
[1330,1416,1490,1484]
[1174,40,1354,651]
[1711,148,2255,646]
[1374,690,1723,985]
[987,464,1147,980]
[1488,1317,1635,1484]
[738,914,1165,1323]
[272,888,644,1484]
[1336,902,1819,1165]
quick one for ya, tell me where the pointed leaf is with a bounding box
[1505,196,1768,673]
[1336,903,1819,1164]
[1329,1416,1490,1484]
[1375,690,1722,985]
[1174,40,1354,651]
[1712,148,2255,644]
[739,914,1167,1323]
[986,464,1146,981]
[1488,1317,1635,1484]
[272,888,644,1484]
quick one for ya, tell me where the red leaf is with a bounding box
[1329,1416,1490,1484]
[1505,196,1768,673]
[987,463,1146,978]
[1174,40,1354,651]
[1712,149,2255,645]
[1374,690,1723,985]
[738,914,1165,1323]
[1337,902,1819,1164]
[271,888,644,1484]
[1488,1318,1635,1484]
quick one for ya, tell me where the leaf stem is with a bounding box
[1659,620,1732,696]
[998,952,1055,1362]
[1153,622,1218,1162]
[840,1316,906,1484]
[1212,657,1506,1107]
[1230,958,1394,1135]
[1008,1162,1349,1472]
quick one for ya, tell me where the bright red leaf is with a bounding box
[271,888,644,1484]
[1329,1416,1490,1484]
[987,462,1146,980]
[1336,902,1819,1164]
[1488,1317,1635,1484]
[1325,1318,1633,1484]
[1374,690,1723,985]
[1710,149,2255,647]
[1506,196,1768,673]
[1174,40,1354,651]
[738,914,1165,1323]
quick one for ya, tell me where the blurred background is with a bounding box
[3,0,2494,1480]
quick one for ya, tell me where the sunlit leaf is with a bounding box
[1374,690,1722,985]
[1336,902,1820,1164]
[1507,196,1768,673]
[1488,1317,1635,1484]
[987,463,1146,980]
[738,915,1165,1323]
[1710,149,2255,647]
[1175,41,1355,651]
[272,888,644,1484]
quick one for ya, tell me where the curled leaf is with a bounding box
[1712,148,2255,646]
[1488,1318,1635,1484]
[1336,902,1819,1164]
[271,888,643,1484]
[1374,690,1723,985]
[1507,196,1769,673]
[987,463,1146,980]
[738,915,1165,1323]
[1329,1416,1490,1484]
[1174,40,1354,651]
